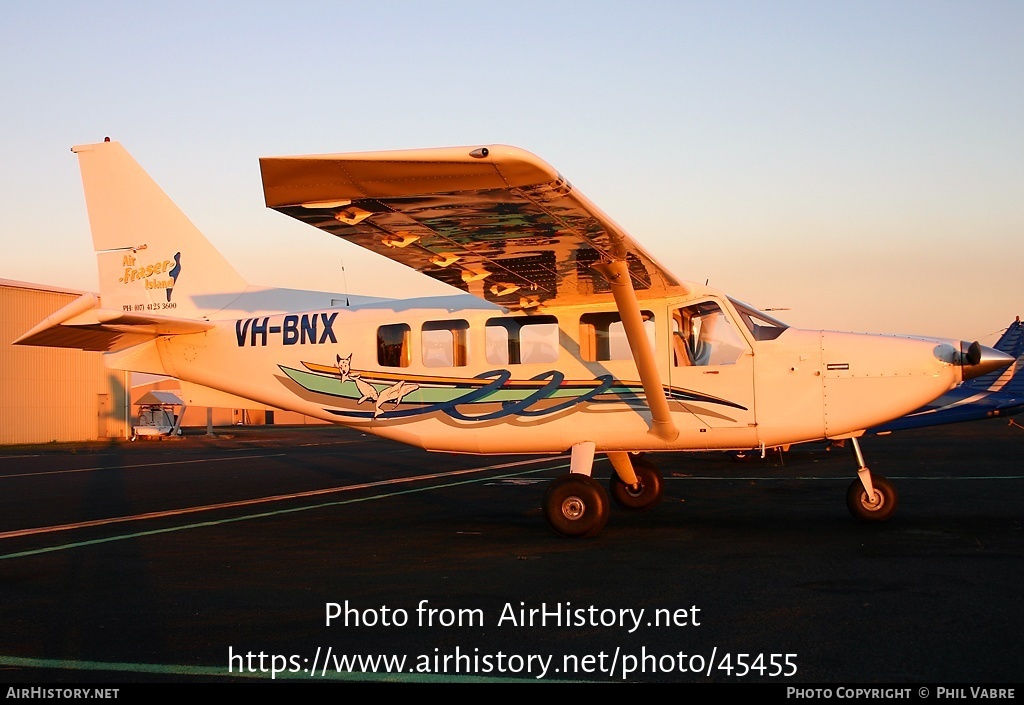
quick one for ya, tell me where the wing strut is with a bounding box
[592,260,679,442]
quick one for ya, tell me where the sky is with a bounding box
[1,1,1021,343]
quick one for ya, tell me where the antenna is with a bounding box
[341,258,350,307]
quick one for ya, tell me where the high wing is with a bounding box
[259,145,685,311]
[260,144,686,441]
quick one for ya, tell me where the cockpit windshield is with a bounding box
[728,298,790,341]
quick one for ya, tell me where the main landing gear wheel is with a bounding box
[609,456,664,511]
[846,474,898,522]
[543,474,610,538]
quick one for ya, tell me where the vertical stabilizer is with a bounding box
[73,140,248,320]
[966,318,1024,395]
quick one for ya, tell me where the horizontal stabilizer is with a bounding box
[14,292,212,352]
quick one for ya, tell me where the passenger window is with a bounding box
[672,301,747,366]
[579,311,655,362]
[421,320,468,367]
[521,321,559,363]
[485,323,511,364]
[377,323,411,368]
[485,316,560,365]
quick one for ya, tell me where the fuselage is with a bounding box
[133,283,963,455]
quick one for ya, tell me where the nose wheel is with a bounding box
[847,474,898,521]
[543,474,610,538]
[845,437,898,521]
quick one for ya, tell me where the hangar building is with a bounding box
[1,279,130,444]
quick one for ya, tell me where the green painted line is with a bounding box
[0,463,570,561]
[282,366,592,403]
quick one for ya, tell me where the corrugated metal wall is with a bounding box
[0,282,130,444]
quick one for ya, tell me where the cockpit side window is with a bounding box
[672,301,748,366]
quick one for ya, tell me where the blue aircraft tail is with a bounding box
[869,317,1023,434]
[965,317,1023,395]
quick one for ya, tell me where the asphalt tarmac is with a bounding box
[0,419,1020,684]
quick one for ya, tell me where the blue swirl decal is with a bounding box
[278,359,747,423]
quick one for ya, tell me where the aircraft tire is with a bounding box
[543,474,609,538]
[609,456,663,511]
[846,474,898,522]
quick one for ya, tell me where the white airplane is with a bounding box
[16,140,1014,537]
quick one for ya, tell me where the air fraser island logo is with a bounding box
[119,251,182,302]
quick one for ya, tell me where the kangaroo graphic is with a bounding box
[335,353,379,404]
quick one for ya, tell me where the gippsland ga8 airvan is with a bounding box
[16,140,1013,537]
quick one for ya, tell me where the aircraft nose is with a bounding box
[960,340,1015,381]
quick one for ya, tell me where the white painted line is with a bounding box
[665,475,1024,481]
[0,456,558,541]
[0,453,288,480]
